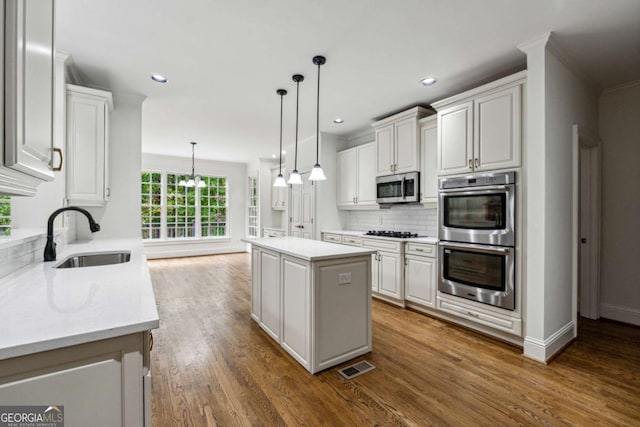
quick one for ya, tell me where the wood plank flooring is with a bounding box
[148,253,640,426]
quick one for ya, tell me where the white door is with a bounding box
[375,124,394,176]
[357,143,377,205]
[378,251,402,299]
[394,117,419,173]
[438,101,473,176]
[474,85,521,172]
[405,255,436,307]
[578,143,601,320]
[289,172,314,239]
[337,148,356,206]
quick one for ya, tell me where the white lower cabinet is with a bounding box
[437,294,522,336]
[0,331,152,427]
[259,249,280,341]
[281,256,311,367]
[363,238,404,305]
[251,248,261,322]
[404,242,437,308]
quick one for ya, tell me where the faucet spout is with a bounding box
[44,206,101,262]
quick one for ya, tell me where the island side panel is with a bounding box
[250,247,261,322]
[259,248,281,342]
[313,255,372,373]
[281,255,312,371]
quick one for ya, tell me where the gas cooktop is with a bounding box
[364,230,420,238]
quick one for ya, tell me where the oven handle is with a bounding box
[440,241,511,254]
[439,185,510,194]
[401,177,406,199]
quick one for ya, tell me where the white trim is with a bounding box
[601,78,640,96]
[546,35,600,94]
[600,303,640,326]
[143,241,245,259]
[517,32,551,54]
[523,321,575,363]
[143,237,231,246]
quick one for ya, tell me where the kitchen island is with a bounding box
[243,237,375,374]
[0,238,158,426]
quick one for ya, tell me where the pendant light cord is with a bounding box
[316,61,320,163]
[294,78,300,171]
[279,92,284,174]
[191,142,196,178]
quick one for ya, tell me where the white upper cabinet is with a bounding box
[433,71,525,176]
[419,116,438,204]
[65,85,113,206]
[337,142,377,209]
[372,107,431,177]
[1,0,56,196]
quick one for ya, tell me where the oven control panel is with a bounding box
[440,171,515,190]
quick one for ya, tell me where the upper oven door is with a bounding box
[376,172,419,204]
[439,184,515,246]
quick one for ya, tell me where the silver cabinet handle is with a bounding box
[415,248,423,252]
[468,159,473,169]
[475,158,479,168]
[467,311,479,318]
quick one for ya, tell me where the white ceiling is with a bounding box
[56,0,640,164]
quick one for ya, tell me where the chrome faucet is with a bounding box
[44,207,101,262]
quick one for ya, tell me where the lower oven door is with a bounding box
[438,241,515,310]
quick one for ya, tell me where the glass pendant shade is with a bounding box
[178,179,187,186]
[273,173,287,187]
[196,179,206,188]
[309,164,326,181]
[287,170,302,185]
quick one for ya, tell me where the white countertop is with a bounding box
[242,237,376,261]
[322,230,439,244]
[0,238,159,360]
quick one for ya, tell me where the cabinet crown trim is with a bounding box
[432,70,527,110]
[371,106,433,128]
[66,84,114,111]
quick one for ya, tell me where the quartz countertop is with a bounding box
[0,238,159,361]
[322,230,439,244]
[242,237,375,261]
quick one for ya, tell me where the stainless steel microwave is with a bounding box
[376,172,420,204]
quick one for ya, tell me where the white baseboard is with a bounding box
[144,243,246,259]
[600,303,640,326]
[523,321,575,363]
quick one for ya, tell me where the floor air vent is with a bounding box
[338,360,375,380]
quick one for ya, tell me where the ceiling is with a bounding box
[56,0,640,164]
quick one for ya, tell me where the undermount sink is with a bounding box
[55,251,131,269]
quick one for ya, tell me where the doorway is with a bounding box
[573,124,601,323]
[289,171,315,239]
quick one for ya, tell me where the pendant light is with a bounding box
[273,89,288,187]
[309,55,327,181]
[178,142,206,188]
[287,74,304,185]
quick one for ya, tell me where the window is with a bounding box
[140,171,228,240]
[200,176,227,237]
[247,176,258,237]
[141,172,162,239]
[0,196,10,236]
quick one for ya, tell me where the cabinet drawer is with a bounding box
[437,295,522,336]
[405,243,436,257]
[322,233,342,243]
[341,236,362,246]
[362,238,402,253]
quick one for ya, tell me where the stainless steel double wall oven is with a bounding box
[438,172,516,310]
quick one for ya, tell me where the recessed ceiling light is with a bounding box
[333,118,344,124]
[151,74,168,83]
[419,76,437,86]
[272,154,276,159]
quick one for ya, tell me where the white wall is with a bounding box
[77,93,145,240]
[520,34,600,361]
[141,153,247,258]
[599,81,640,325]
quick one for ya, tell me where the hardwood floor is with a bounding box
[148,253,640,426]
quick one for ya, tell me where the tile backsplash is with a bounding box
[345,205,437,236]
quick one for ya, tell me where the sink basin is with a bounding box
[55,251,131,269]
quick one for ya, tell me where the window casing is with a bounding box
[247,176,258,237]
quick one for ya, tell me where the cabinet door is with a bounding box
[394,117,419,174]
[420,120,438,203]
[474,85,521,172]
[356,143,377,205]
[3,0,55,182]
[337,148,357,206]
[66,93,107,205]
[251,248,261,321]
[259,250,280,341]
[405,255,436,307]
[375,124,394,176]
[438,101,473,176]
[371,253,379,293]
[378,251,403,299]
